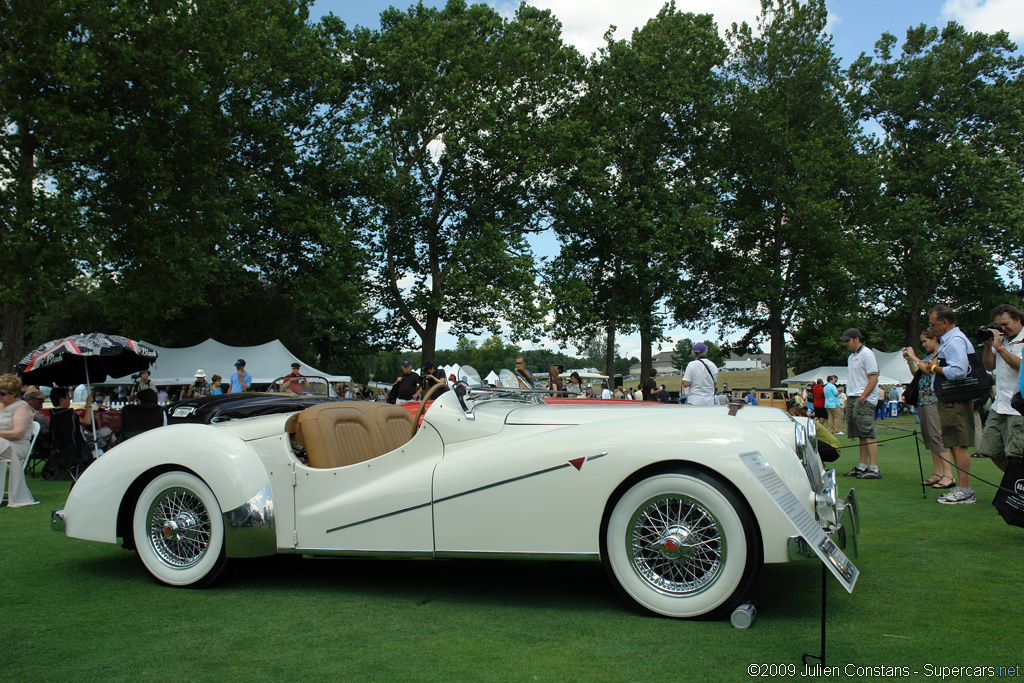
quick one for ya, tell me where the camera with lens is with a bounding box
[131,372,141,381]
[977,323,1006,342]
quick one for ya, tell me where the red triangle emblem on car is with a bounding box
[569,457,585,471]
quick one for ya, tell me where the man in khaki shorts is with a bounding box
[978,304,1024,473]
[921,305,977,504]
[840,329,881,479]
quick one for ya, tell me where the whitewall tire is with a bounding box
[603,469,761,619]
[132,471,228,588]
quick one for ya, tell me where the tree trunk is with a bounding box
[3,123,35,374]
[420,312,438,370]
[639,325,653,390]
[1,303,26,374]
[904,308,921,350]
[769,303,787,388]
[604,318,616,386]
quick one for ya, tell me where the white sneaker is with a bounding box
[937,487,976,505]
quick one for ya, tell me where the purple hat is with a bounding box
[694,342,708,353]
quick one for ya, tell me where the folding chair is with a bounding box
[25,419,48,477]
[119,402,166,441]
[2,421,40,504]
[42,408,94,481]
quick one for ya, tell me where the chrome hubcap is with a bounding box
[649,525,696,561]
[148,488,211,568]
[628,495,724,595]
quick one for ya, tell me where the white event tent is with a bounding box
[782,351,915,387]
[102,338,350,386]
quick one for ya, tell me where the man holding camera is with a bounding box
[978,304,1024,473]
[129,370,154,401]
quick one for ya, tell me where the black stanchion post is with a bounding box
[914,428,926,499]
[802,561,827,667]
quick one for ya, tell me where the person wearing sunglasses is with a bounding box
[0,374,38,507]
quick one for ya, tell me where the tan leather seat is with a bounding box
[376,405,417,453]
[290,402,416,469]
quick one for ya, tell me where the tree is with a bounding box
[847,24,1024,347]
[347,1,579,368]
[614,355,638,377]
[671,338,694,371]
[677,0,870,387]
[71,0,371,346]
[3,0,379,375]
[0,0,103,370]
[701,340,726,367]
[545,3,727,381]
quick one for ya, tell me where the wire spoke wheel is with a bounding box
[133,471,228,587]
[147,487,213,568]
[629,495,724,595]
[603,469,761,619]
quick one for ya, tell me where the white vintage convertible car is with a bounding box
[53,374,857,619]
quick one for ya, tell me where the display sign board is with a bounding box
[740,451,858,592]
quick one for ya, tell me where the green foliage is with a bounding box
[678,0,871,388]
[613,355,638,377]
[847,23,1024,347]
[787,322,848,374]
[671,337,726,371]
[346,1,580,365]
[545,3,727,380]
[5,0,1024,384]
[0,0,104,367]
[671,338,694,371]
[701,340,727,366]
[2,0,375,371]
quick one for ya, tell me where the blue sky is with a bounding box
[306,0,1023,358]
[309,0,1024,67]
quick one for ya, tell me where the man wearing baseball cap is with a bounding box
[392,360,421,405]
[230,359,252,393]
[283,362,308,393]
[839,328,881,479]
[682,342,718,405]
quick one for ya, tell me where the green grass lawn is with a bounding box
[2,414,1021,682]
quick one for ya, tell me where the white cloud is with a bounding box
[498,0,762,56]
[940,0,1024,39]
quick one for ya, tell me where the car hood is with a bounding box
[504,402,792,426]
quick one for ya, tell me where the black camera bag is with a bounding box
[932,352,992,404]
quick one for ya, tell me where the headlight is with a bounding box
[815,469,839,528]
[796,418,840,527]
[797,419,824,493]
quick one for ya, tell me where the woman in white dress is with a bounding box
[0,374,38,507]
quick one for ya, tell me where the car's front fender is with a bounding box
[61,424,272,547]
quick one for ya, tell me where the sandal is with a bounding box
[932,476,955,489]
[921,475,942,487]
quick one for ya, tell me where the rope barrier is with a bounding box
[838,419,1018,496]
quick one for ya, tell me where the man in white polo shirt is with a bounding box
[840,328,881,479]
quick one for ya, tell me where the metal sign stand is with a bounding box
[802,562,828,667]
